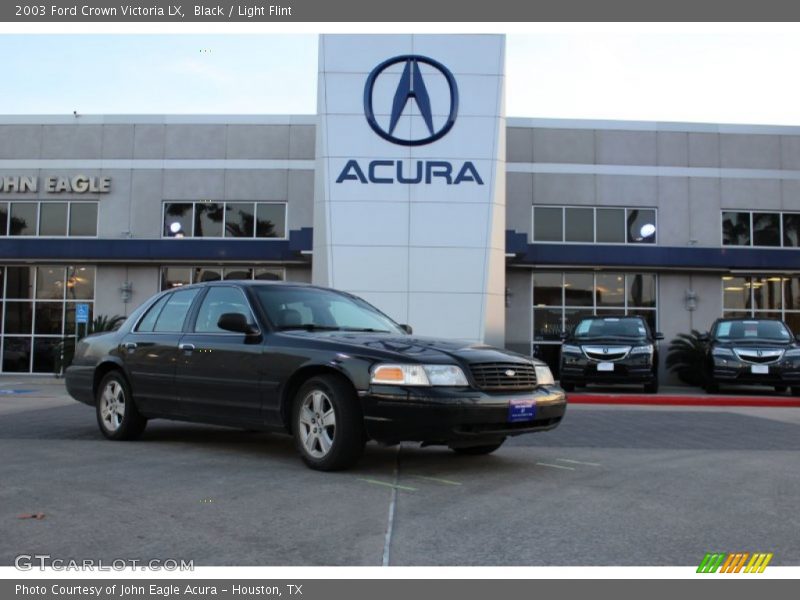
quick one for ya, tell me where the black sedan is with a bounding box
[702,318,800,395]
[66,281,566,470]
[559,315,663,393]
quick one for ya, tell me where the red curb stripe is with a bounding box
[568,394,800,407]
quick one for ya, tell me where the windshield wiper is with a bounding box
[277,324,342,332]
[339,327,392,333]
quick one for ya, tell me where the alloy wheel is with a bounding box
[100,380,126,432]
[297,390,336,458]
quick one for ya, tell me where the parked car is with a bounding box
[701,317,800,394]
[65,281,566,470]
[559,315,663,393]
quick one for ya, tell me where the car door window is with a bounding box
[135,294,170,333]
[153,289,199,332]
[193,287,256,333]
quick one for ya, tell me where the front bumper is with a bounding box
[711,358,800,386]
[560,354,656,385]
[360,385,566,445]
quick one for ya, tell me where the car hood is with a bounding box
[279,331,539,365]
[570,337,651,345]
[714,339,796,349]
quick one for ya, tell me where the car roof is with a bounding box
[162,280,351,295]
[578,314,643,320]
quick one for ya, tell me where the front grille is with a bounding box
[469,362,537,392]
[582,345,632,362]
[733,348,784,364]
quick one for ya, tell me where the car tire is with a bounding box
[644,380,659,394]
[95,371,147,441]
[560,381,575,392]
[450,441,504,455]
[774,386,788,393]
[292,375,365,471]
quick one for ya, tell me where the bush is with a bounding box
[665,329,708,387]
[53,314,126,374]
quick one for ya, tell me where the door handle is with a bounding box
[123,342,137,351]
[179,343,195,353]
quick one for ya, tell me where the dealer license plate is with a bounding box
[751,365,769,375]
[597,362,614,372]
[508,398,536,423]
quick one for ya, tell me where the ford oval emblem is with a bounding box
[505,369,516,377]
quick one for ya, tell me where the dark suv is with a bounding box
[65,281,566,471]
[702,318,800,394]
[559,315,663,393]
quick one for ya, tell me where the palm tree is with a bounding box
[665,330,708,387]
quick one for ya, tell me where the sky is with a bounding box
[1,32,800,125]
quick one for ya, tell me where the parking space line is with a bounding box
[536,462,575,470]
[556,458,601,467]
[411,475,462,486]
[358,478,418,492]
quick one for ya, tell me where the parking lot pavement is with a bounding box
[1,379,798,566]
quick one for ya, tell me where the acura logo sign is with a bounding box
[363,55,459,146]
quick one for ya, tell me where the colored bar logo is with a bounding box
[697,552,773,573]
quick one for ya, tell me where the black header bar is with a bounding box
[4,0,800,22]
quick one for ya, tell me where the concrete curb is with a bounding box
[568,394,800,407]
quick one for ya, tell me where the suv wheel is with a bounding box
[450,441,504,455]
[560,381,575,392]
[292,375,365,471]
[96,371,147,440]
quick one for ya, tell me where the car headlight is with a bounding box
[712,347,735,358]
[370,364,468,386]
[561,344,582,355]
[630,344,654,356]
[784,348,800,358]
[534,364,555,386]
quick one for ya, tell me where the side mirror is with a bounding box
[400,324,413,335]
[654,332,665,341]
[217,312,258,335]
[794,334,800,343]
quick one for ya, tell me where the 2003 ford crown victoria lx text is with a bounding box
[65,282,566,470]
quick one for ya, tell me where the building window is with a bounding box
[531,271,658,374]
[721,211,800,248]
[0,201,97,237]
[722,275,800,333]
[162,201,287,239]
[1,265,96,373]
[532,206,656,244]
[159,265,286,290]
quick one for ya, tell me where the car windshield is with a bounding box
[572,316,649,340]
[253,286,405,334]
[713,319,792,341]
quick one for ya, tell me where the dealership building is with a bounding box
[1,33,800,378]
